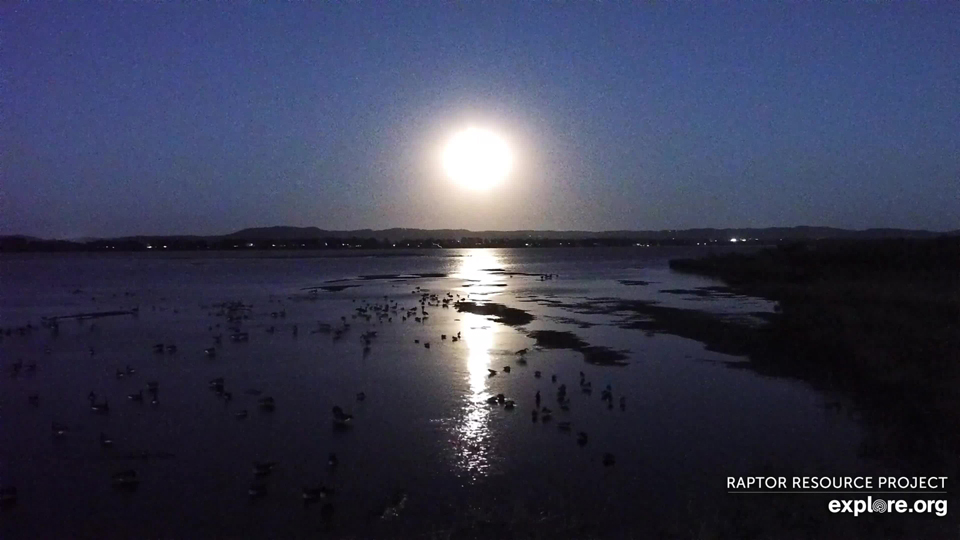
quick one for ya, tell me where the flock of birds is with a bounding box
[482,352,624,467]
[0,283,627,519]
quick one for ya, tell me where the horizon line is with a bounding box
[5,224,960,242]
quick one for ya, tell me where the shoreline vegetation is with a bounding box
[669,237,960,476]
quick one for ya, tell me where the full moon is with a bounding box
[442,127,512,190]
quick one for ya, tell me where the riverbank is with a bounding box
[669,237,960,475]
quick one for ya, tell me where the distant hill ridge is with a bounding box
[222,226,954,242]
[2,226,958,245]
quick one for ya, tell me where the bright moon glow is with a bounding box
[443,127,512,190]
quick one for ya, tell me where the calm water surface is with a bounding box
[0,248,868,537]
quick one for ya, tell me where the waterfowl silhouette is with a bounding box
[534,371,541,378]
[235,410,248,419]
[92,400,110,414]
[504,400,516,410]
[112,469,140,487]
[0,487,17,506]
[100,432,113,447]
[302,485,331,502]
[328,453,339,468]
[602,453,616,466]
[332,406,353,426]
[128,390,144,402]
[356,392,366,401]
[258,397,275,412]
[204,348,217,357]
[52,422,69,437]
[487,369,497,377]
[503,366,511,373]
[577,432,588,446]
[248,483,267,498]
[253,461,277,476]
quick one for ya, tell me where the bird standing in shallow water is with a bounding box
[112,469,140,487]
[253,461,277,476]
[302,485,331,502]
[332,406,353,426]
[0,487,16,506]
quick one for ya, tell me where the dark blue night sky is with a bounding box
[3,2,958,238]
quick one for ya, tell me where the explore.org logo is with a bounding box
[828,496,947,517]
[727,476,949,518]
